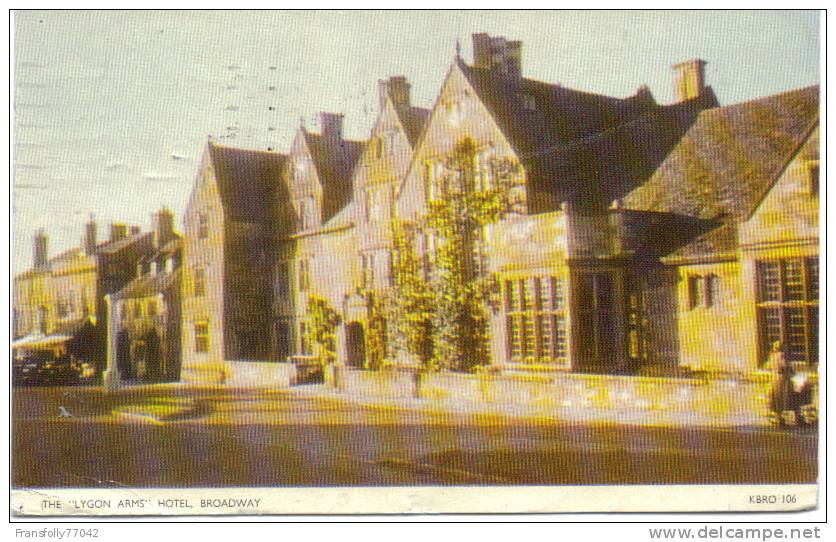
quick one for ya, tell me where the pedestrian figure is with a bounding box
[767,341,793,427]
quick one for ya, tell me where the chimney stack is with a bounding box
[83,216,97,255]
[378,76,411,111]
[673,59,707,103]
[152,207,175,249]
[319,112,344,139]
[472,33,522,81]
[110,223,128,242]
[33,229,48,269]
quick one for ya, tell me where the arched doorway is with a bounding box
[144,329,162,381]
[346,322,366,368]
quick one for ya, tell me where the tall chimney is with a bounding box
[319,112,344,139]
[110,223,128,242]
[83,216,97,255]
[153,207,175,249]
[673,59,707,102]
[378,76,411,110]
[33,229,48,269]
[471,33,522,81]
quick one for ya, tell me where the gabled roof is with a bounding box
[119,268,181,299]
[455,57,713,207]
[302,130,365,192]
[457,57,659,156]
[393,105,431,147]
[208,142,288,224]
[96,231,152,256]
[622,85,819,259]
[528,93,717,206]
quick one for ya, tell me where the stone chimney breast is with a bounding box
[673,59,707,103]
[472,33,522,81]
[110,223,128,242]
[33,229,48,269]
[379,76,411,110]
[320,112,344,139]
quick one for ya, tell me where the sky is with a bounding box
[12,10,820,273]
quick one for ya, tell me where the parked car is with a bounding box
[12,352,87,387]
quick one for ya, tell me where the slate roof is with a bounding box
[394,105,431,146]
[95,231,151,256]
[303,130,365,222]
[621,85,819,259]
[208,143,288,224]
[303,131,365,191]
[119,268,181,299]
[458,58,659,155]
[457,58,717,205]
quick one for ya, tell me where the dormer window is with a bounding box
[806,160,819,195]
[522,94,536,111]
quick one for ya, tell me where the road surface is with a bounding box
[12,385,817,487]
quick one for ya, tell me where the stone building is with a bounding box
[110,208,182,382]
[179,33,819,381]
[13,218,156,373]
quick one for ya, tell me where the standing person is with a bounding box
[767,341,793,426]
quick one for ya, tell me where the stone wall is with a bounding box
[337,367,772,422]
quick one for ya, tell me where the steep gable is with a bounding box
[208,142,288,225]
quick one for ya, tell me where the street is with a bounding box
[12,385,817,487]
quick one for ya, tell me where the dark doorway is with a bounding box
[116,330,132,379]
[144,329,162,381]
[346,322,366,368]
[275,321,291,362]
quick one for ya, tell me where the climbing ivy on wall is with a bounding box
[389,137,521,372]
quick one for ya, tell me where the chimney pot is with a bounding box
[110,223,128,242]
[673,59,707,103]
[319,112,344,139]
[84,217,97,255]
[378,76,411,110]
[33,229,48,269]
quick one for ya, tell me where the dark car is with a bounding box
[13,352,82,387]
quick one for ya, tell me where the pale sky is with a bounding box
[12,10,820,273]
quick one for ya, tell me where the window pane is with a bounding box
[758,307,782,364]
[507,316,521,359]
[783,307,806,362]
[520,280,531,311]
[783,259,804,301]
[807,258,818,301]
[808,308,818,365]
[552,277,565,311]
[553,315,567,360]
[758,262,780,302]
[522,314,536,360]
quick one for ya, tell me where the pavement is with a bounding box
[287,381,774,430]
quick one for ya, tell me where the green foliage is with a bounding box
[386,220,436,369]
[365,298,388,370]
[304,294,341,365]
[388,137,521,373]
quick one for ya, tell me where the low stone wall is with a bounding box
[339,366,772,421]
[225,360,295,388]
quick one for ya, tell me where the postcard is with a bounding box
[11,10,820,516]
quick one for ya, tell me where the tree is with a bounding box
[304,294,341,365]
[390,137,521,372]
[386,219,436,369]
